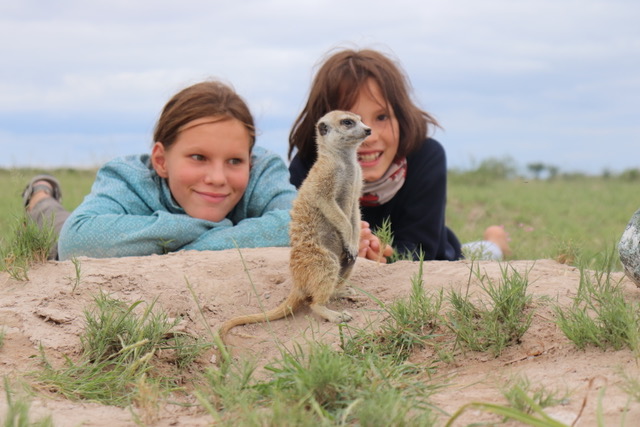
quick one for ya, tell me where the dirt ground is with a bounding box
[1,247,639,426]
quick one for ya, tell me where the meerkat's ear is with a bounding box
[318,122,329,136]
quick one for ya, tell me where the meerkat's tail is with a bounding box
[218,292,305,344]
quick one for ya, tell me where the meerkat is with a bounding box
[219,110,371,342]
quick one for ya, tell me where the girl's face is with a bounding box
[348,78,400,182]
[151,117,251,222]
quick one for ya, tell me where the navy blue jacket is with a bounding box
[289,138,462,261]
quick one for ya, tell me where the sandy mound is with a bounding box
[1,247,638,426]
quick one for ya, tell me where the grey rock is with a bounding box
[619,208,640,287]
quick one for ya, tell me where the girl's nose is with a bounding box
[204,164,226,185]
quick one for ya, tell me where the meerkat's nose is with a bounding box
[365,128,371,135]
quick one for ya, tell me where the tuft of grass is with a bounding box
[341,257,443,363]
[555,250,640,354]
[371,216,395,263]
[2,377,54,427]
[195,341,439,425]
[80,292,178,363]
[372,216,422,262]
[553,238,582,265]
[1,215,55,281]
[36,292,211,407]
[263,342,438,425]
[447,263,534,357]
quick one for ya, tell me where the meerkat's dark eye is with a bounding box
[340,119,354,127]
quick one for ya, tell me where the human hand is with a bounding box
[358,221,394,263]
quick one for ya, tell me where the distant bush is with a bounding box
[619,168,640,181]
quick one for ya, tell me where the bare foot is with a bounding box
[483,225,512,257]
[26,180,53,212]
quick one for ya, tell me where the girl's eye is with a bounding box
[190,154,206,161]
[228,158,244,165]
[376,113,389,121]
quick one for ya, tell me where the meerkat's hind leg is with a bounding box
[306,262,353,323]
[310,303,353,323]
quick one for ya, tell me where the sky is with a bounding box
[0,0,638,174]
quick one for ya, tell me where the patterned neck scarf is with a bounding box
[360,158,407,206]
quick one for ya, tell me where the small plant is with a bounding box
[372,216,422,262]
[2,377,54,427]
[195,354,259,419]
[501,376,569,414]
[1,215,55,281]
[158,238,175,255]
[617,368,640,403]
[67,256,82,292]
[447,263,533,357]
[131,373,163,425]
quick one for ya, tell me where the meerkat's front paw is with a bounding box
[342,246,357,265]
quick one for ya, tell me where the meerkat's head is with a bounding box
[316,110,371,149]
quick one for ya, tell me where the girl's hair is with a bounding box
[288,48,440,163]
[154,80,256,150]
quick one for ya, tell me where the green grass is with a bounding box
[447,173,636,265]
